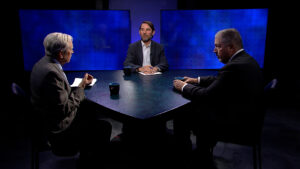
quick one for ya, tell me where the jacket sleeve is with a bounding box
[123,43,141,72]
[199,76,217,87]
[153,45,168,72]
[182,69,231,100]
[43,71,85,120]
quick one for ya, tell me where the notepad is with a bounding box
[138,72,162,76]
[71,78,97,87]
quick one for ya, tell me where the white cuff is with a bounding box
[156,66,161,72]
[181,83,188,92]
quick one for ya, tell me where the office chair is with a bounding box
[215,108,264,169]
[11,82,77,169]
[214,79,277,169]
[11,82,50,169]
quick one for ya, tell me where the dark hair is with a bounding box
[139,21,155,31]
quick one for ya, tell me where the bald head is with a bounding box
[215,28,243,50]
[213,28,244,64]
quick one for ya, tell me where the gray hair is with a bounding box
[43,32,73,57]
[216,28,243,49]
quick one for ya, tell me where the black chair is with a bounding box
[215,108,264,169]
[11,82,77,169]
[11,82,50,169]
[214,79,277,169]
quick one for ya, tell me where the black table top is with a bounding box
[67,70,217,121]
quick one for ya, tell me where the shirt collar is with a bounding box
[53,58,63,70]
[229,48,244,62]
[141,40,151,48]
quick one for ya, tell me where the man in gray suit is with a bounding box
[30,32,112,168]
[124,21,168,74]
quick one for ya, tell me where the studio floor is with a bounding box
[1,102,299,169]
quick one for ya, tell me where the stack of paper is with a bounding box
[71,78,97,87]
[138,72,162,76]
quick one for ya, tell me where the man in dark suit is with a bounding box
[124,21,168,74]
[173,28,264,168]
[30,32,112,168]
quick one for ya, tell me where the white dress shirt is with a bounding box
[141,41,151,66]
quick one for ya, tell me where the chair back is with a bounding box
[11,82,27,98]
[215,79,278,169]
[218,79,278,144]
[11,82,51,149]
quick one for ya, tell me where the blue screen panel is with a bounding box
[19,10,131,71]
[161,9,268,69]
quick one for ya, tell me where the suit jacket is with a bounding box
[183,50,264,126]
[123,40,169,72]
[30,55,85,134]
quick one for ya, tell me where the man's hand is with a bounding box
[138,65,157,74]
[152,66,160,73]
[183,76,198,84]
[79,73,94,89]
[173,79,186,91]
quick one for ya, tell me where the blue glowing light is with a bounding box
[161,9,268,69]
[19,10,131,70]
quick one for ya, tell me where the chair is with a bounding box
[11,82,77,169]
[215,110,264,169]
[11,82,51,169]
[214,79,277,169]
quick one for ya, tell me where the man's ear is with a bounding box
[228,44,234,49]
[58,51,64,60]
[228,44,236,52]
[152,30,155,36]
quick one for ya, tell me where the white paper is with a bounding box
[71,78,97,87]
[138,72,162,76]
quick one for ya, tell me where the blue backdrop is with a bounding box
[161,9,268,69]
[19,10,131,71]
[19,9,268,71]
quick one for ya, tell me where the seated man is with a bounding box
[30,32,112,168]
[173,28,264,168]
[124,21,168,74]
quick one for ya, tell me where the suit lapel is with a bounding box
[150,41,154,65]
[50,59,70,87]
[137,41,143,65]
[230,50,246,62]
